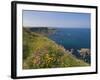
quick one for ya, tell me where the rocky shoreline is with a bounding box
[66,48,90,64]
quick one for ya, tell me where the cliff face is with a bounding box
[25,27,56,36]
[23,28,89,69]
[79,48,90,55]
[78,48,91,63]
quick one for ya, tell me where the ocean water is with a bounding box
[48,28,90,49]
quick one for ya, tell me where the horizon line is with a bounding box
[23,26,90,29]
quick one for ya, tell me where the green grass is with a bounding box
[23,28,89,69]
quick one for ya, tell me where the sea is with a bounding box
[48,28,91,50]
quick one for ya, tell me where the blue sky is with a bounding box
[23,10,90,28]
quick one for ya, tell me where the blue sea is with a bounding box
[48,28,90,49]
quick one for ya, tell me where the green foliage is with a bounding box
[23,28,89,69]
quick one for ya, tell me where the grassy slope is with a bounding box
[23,28,89,69]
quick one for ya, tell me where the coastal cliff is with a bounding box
[23,28,89,69]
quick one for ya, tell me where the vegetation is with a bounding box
[23,28,89,69]
[25,27,56,36]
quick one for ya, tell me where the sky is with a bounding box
[23,10,90,28]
